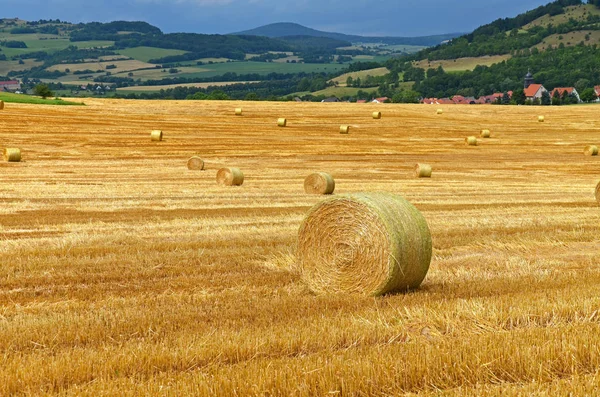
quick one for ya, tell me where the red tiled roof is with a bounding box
[0,80,19,85]
[595,86,600,95]
[438,98,454,105]
[356,99,366,103]
[551,87,575,97]
[524,84,543,98]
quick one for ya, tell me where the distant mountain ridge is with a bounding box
[233,22,463,47]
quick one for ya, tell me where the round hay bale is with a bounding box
[304,172,335,195]
[0,100,4,110]
[465,136,478,146]
[596,181,600,205]
[339,125,350,134]
[216,167,244,186]
[538,116,545,122]
[481,129,491,138]
[584,145,598,156]
[150,130,163,141]
[372,111,381,119]
[187,156,205,170]
[298,192,432,296]
[436,109,443,115]
[235,108,242,116]
[415,163,432,178]
[4,148,21,162]
[277,118,287,127]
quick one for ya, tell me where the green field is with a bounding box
[112,61,347,81]
[116,47,189,63]
[310,86,379,97]
[0,35,114,57]
[0,92,84,106]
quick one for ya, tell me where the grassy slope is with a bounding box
[523,4,600,29]
[0,92,84,106]
[534,30,600,49]
[1,100,600,395]
[330,67,390,86]
[413,54,512,72]
[116,47,189,63]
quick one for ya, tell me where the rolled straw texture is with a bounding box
[297,192,432,296]
[481,129,491,138]
[304,172,335,195]
[277,118,287,127]
[584,145,598,156]
[187,156,205,170]
[437,109,443,114]
[596,181,600,205]
[150,130,163,141]
[0,100,4,110]
[465,136,478,146]
[4,148,21,162]
[235,108,242,116]
[538,116,545,122]
[415,163,432,178]
[216,167,244,186]
[339,125,350,134]
[372,111,381,119]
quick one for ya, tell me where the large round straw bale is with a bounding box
[150,130,163,141]
[372,111,381,119]
[584,145,598,156]
[339,125,350,134]
[481,129,491,138]
[298,192,432,296]
[4,148,21,162]
[0,100,4,110]
[436,109,443,115]
[538,115,545,122]
[277,118,287,127]
[216,167,244,186]
[187,156,205,170]
[596,181,600,205]
[235,108,242,116]
[465,136,478,146]
[304,172,335,195]
[415,163,432,178]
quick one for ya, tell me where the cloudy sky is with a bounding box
[3,0,552,36]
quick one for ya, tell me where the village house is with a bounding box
[371,97,389,103]
[0,80,21,92]
[550,87,580,102]
[523,71,547,101]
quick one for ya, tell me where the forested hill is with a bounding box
[234,22,462,46]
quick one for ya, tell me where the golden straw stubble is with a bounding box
[415,163,432,178]
[465,136,478,146]
[304,172,335,194]
[584,145,598,156]
[150,130,163,141]
[216,167,244,186]
[3,148,21,162]
[297,192,432,296]
[187,156,205,170]
[596,181,600,205]
[372,111,381,119]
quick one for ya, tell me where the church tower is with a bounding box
[524,70,534,89]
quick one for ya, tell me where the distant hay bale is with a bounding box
[372,111,381,119]
[0,100,4,110]
[415,163,432,178]
[297,192,432,296]
[596,181,600,205]
[235,108,242,116]
[437,109,443,114]
[304,172,335,195]
[465,136,478,146]
[4,148,21,162]
[187,156,205,170]
[150,130,163,141]
[584,145,598,156]
[538,116,545,122]
[216,167,244,186]
[481,129,491,138]
[277,118,287,127]
[339,125,350,134]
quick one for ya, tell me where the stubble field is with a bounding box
[1,100,600,395]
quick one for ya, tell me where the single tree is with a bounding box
[541,90,551,106]
[580,87,598,103]
[33,84,54,99]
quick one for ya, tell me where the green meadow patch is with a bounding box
[0,92,84,106]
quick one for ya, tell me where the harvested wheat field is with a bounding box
[1,99,600,396]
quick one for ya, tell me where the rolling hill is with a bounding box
[234,22,463,46]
